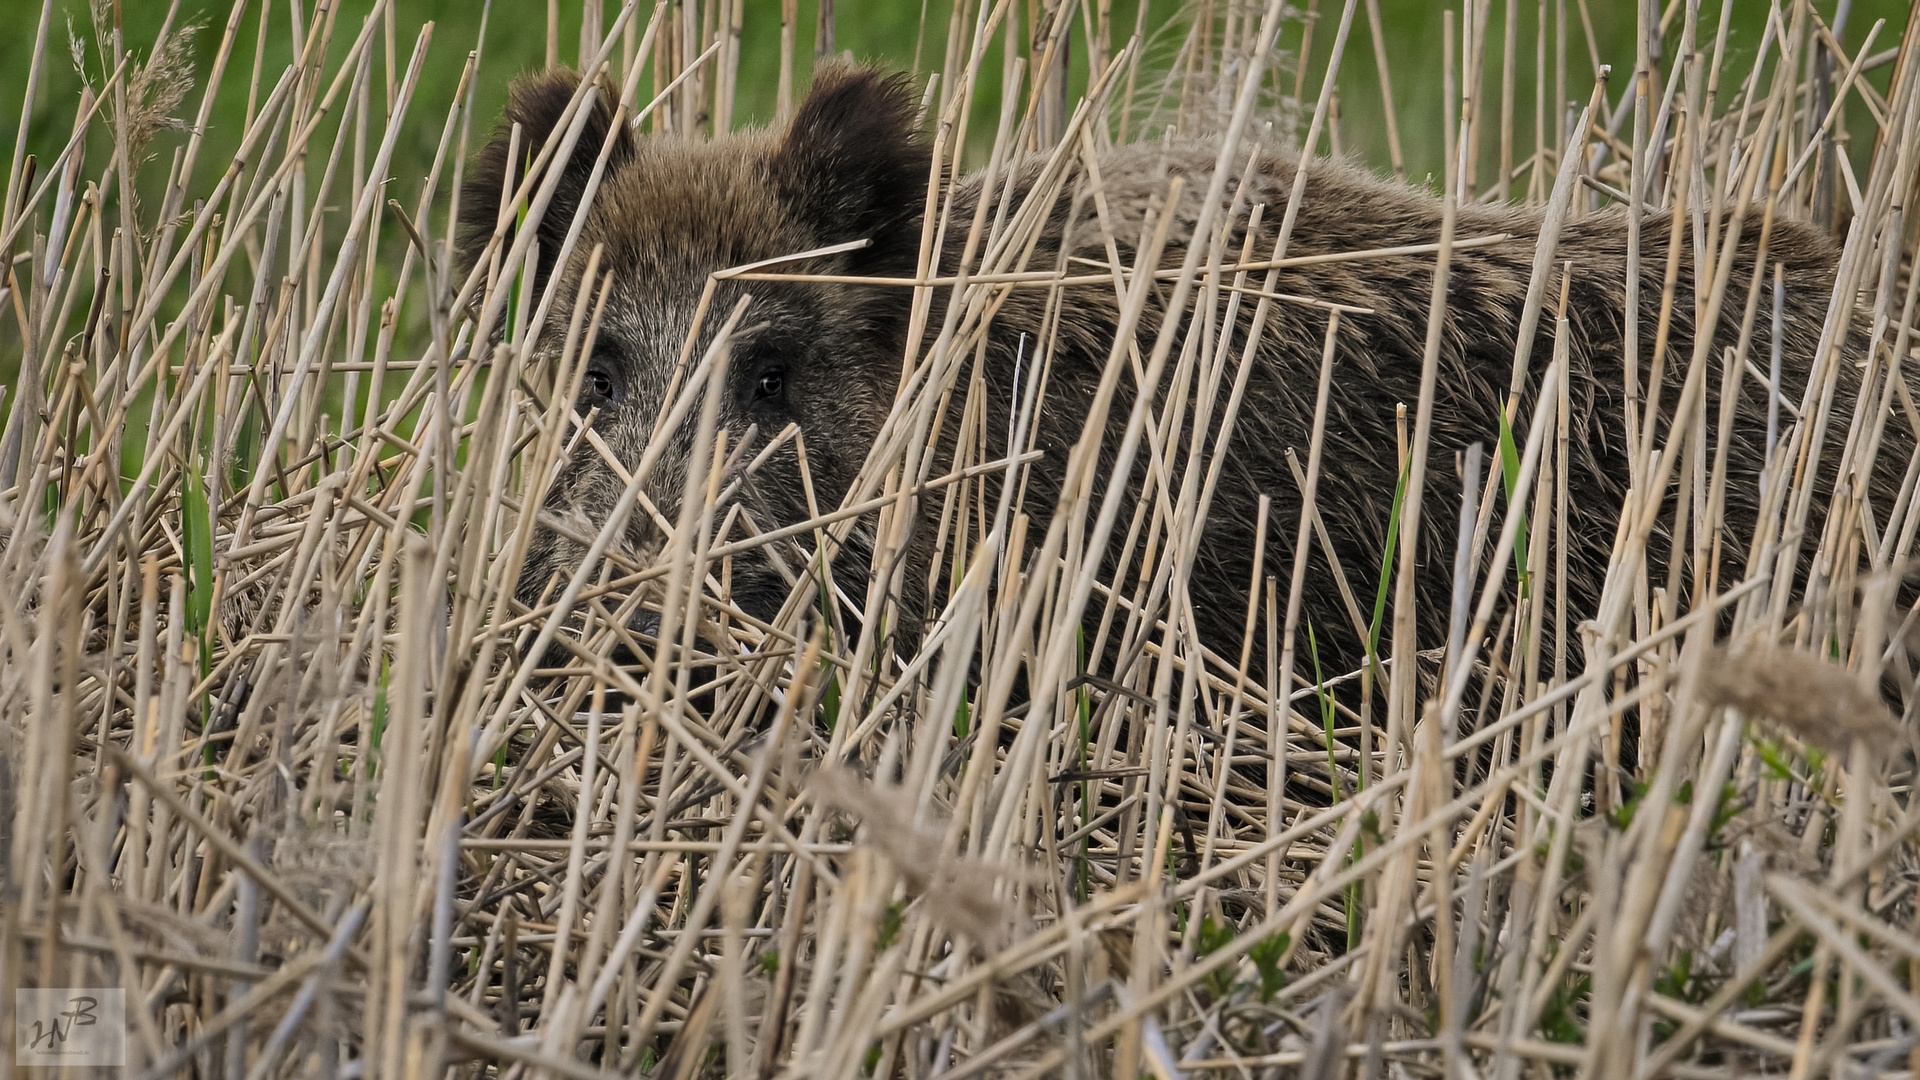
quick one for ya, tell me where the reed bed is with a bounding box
[4,0,1920,1077]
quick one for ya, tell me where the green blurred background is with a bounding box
[3,0,1911,198]
[0,0,1908,378]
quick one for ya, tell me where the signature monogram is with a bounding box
[14,989,125,1065]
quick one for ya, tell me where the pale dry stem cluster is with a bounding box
[3,1,1920,1079]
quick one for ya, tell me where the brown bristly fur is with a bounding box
[460,64,1891,685]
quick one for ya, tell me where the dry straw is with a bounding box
[2,0,1919,1078]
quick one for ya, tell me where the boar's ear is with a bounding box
[457,68,633,298]
[770,66,930,268]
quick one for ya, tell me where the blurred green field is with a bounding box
[0,0,1909,368]
[5,1,1910,194]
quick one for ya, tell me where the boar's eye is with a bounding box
[753,368,785,403]
[581,364,621,409]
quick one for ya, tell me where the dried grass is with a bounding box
[3,1,1920,1079]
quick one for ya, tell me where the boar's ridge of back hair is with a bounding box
[915,141,1874,675]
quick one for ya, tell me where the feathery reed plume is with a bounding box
[1696,643,1902,754]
